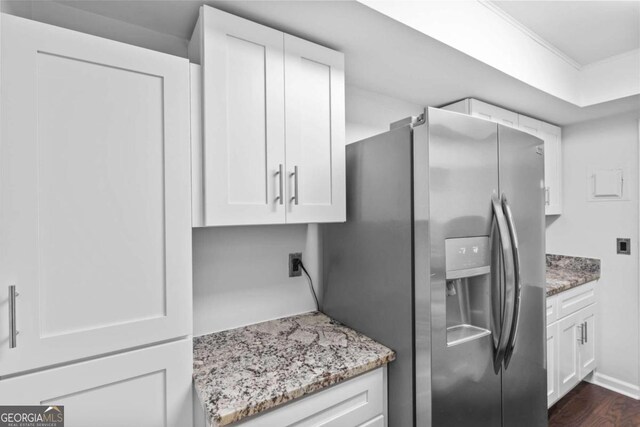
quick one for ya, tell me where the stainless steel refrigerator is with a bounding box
[323,107,546,426]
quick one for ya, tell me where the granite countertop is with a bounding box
[546,254,601,296]
[192,311,396,427]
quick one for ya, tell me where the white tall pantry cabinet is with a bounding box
[189,6,346,227]
[0,14,193,426]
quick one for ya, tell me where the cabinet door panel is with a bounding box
[469,99,518,127]
[284,34,345,223]
[545,134,563,215]
[558,311,581,397]
[518,115,543,136]
[541,123,562,215]
[547,323,559,407]
[580,305,596,378]
[200,6,285,225]
[0,15,191,376]
[0,340,192,427]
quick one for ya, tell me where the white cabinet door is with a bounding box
[547,322,560,407]
[517,115,562,216]
[284,34,346,223]
[469,99,518,128]
[558,311,581,397]
[198,6,286,226]
[0,15,192,376]
[518,115,543,136]
[579,304,596,378]
[0,339,193,427]
[541,123,562,215]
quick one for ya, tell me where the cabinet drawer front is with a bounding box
[557,282,596,320]
[234,368,384,427]
[0,340,193,427]
[546,295,558,325]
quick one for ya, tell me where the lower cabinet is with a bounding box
[0,339,193,427]
[547,282,597,407]
[194,367,387,427]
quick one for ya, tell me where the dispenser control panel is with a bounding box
[445,236,491,279]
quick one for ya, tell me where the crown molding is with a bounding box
[479,0,583,71]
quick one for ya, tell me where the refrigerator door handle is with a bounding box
[502,195,522,368]
[491,194,516,372]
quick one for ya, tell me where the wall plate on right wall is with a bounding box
[587,165,629,201]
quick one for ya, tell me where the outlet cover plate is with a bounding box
[289,253,302,277]
[617,238,631,255]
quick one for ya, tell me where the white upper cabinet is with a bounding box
[0,14,192,376]
[442,98,563,215]
[189,6,346,226]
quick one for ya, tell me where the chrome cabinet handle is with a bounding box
[584,321,588,344]
[275,164,284,205]
[577,323,584,345]
[291,166,299,205]
[502,195,522,368]
[8,285,18,349]
[545,187,550,206]
[491,194,516,372]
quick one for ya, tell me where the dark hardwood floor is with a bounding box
[549,381,640,426]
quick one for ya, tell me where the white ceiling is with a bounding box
[492,0,640,67]
[3,0,639,126]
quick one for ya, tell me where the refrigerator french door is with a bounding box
[323,107,546,426]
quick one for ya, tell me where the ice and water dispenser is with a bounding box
[445,236,493,347]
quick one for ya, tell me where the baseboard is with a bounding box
[587,372,640,400]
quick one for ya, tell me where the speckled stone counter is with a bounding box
[192,311,395,427]
[546,254,601,296]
